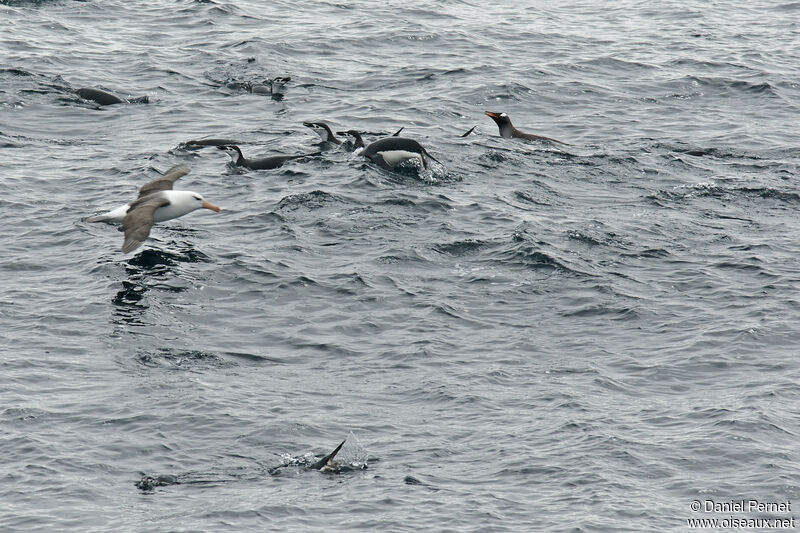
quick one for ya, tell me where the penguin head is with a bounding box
[217,145,243,163]
[268,76,290,94]
[485,111,511,124]
[336,130,365,149]
[303,122,336,142]
[485,111,513,137]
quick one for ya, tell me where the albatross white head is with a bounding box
[153,190,221,223]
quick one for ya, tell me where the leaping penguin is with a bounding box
[360,137,440,170]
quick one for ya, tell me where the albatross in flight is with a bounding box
[86,164,221,253]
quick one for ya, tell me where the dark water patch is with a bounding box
[512,190,553,207]
[275,275,320,289]
[495,243,577,274]
[113,279,149,308]
[651,183,800,205]
[136,348,235,370]
[713,260,765,273]
[1,407,51,423]
[560,305,639,320]
[125,246,212,269]
[284,339,362,359]
[0,68,34,76]
[375,250,428,265]
[565,226,633,251]
[739,187,800,203]
[432,239,489,257]
[276,190,352,212]
[483,81,531,102]
[380,195,453,214]
[222,350,288,365]
[328,272,371,295]
[665,75,777,98]
[773,1,800,10]
[403,475,439,491]
[659,142,764,161]
[227,211,287,230]
[500,224,590,276]
[477,147,526,166]
[577,56,658,74]
[619,247,671,259]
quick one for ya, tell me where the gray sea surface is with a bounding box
[2,1,799,531]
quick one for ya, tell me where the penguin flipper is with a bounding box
[309,439,346,471]
[461,125,477,137]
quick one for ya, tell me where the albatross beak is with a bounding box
[203,200,221,212]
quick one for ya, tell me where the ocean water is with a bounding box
[2,1,799,531]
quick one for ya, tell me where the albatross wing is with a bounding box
[121,196,170,253]
[136,164,191,199]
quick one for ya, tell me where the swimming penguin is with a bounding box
[86,164,221,253]
[217,144,321,170]
[268,76,291,95]
[360,137,440,170]
[303,122,342,145]
[484,111,567,145]
[336,130,366,150]
[266,438,350,476]
[76,87,149,106]
[247,76,291,99]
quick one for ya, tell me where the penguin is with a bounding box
[76,87,149,106]
[303,122,342,145]
[247,76,291,99]
[268,76,291,95]
[217,144,320,170]
[484,111,567,145]
[336,130,366,150]
[360,137,440,170]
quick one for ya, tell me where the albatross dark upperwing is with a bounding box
[136,164,191,199]
[122,195,171,253]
